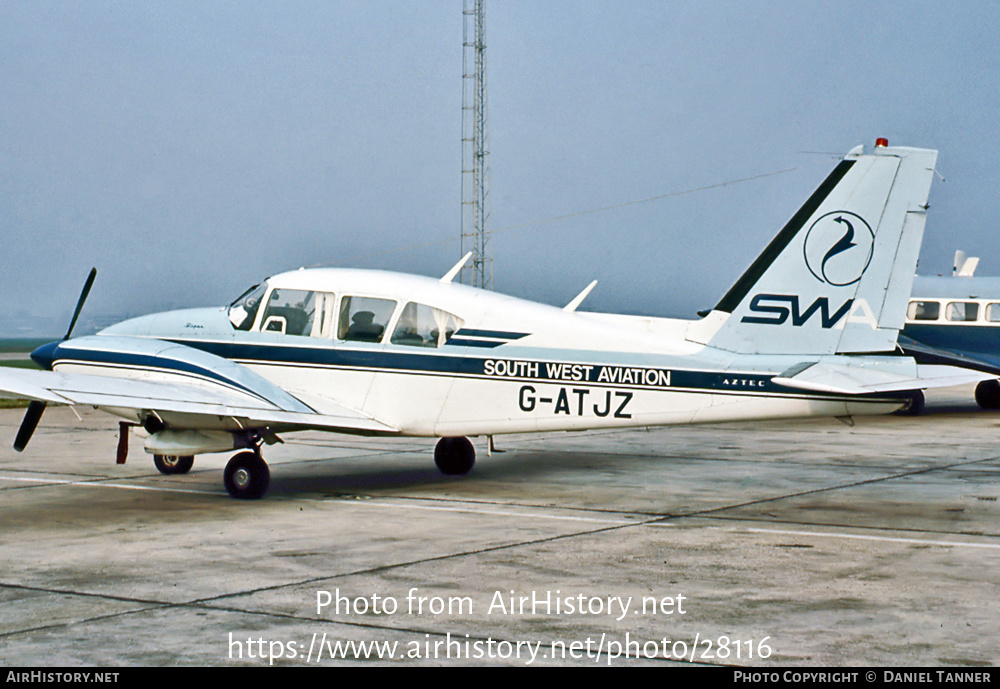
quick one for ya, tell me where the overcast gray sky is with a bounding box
[3,1,999,334]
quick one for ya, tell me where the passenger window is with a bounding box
[907,300,939,321]
[260,289,337,337]
[338,296,396,343]
[946,301,979,322]
[390,302,463,348]
[988,304,1000,322]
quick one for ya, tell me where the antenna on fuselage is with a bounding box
[563,280,598,312]
[441,252,473,284]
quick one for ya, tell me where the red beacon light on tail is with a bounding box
[875,137,889,148]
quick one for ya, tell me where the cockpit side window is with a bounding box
[228,283,267,331]
[390,302,463,348]
[338,296,397,343]
[260,289,337,337]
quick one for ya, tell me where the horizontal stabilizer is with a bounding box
[773,361,991,396]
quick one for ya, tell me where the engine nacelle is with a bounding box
[144,429,253,456]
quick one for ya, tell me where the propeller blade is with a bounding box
[64,267,97,340]
[14,269,97,450]
[14,401,47,452]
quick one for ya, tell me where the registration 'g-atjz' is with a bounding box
[2,141,984,499]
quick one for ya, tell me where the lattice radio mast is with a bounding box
[460,0,491,289]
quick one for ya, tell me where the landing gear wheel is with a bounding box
[434,437,475,475]
[223,451,270,499]
[975,379,1000,409]
[894,390,925,416]
[154,454,194,475]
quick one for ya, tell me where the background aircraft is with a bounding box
[0,141,987,499]
[900,251,1000,412]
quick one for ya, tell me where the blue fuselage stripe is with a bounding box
[139,339,880,400]
[455,328,529,340]
[48,337,898,402]
[49,344,271,403]
[445,338,505,348]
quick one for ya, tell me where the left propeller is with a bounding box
[13,268,97,452]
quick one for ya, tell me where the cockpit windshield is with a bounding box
[228,283,267,330]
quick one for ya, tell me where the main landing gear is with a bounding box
[223,451,271,500]
[153,454,194,475]
[152,450,270,499]
[147,433,478,499]
[893,390,925,416]
[975,379,1000,410]
[434,437,475,475]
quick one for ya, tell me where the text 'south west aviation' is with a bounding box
[1,140,989,499]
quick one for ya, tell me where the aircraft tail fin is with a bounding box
[689,140,938,355]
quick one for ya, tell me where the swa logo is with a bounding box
[740,210,876,328]
[802,211,874,286]
[741,294,853,328]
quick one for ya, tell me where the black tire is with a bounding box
[223,451,270,499]
[154,454,194,475]
[975,379,1000,410]
[434,437,476,475]
[894,390,925,416]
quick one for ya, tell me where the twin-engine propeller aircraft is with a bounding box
[899,251,1000,411]
[1,140,988,499]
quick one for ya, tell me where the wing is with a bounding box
[896,334,1000,377]
[0,336,396,436]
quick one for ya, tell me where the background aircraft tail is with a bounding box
[690,140,938,355]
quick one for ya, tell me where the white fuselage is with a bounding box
[50,267,903,438]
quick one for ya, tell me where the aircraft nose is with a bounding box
[30,341,61,371]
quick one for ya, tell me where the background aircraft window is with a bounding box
[260,289,333,337]
[907,300,939,321]
[228,283,267,330]
[987,304,1000,322]
[338,296,396,343]
[946,301,979,322]
[390,302,463,348]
